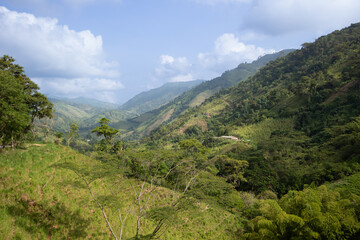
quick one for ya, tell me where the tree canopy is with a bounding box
[0,55,53,147]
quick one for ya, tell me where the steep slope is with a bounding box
[117,50,293,138]
[152,23,360,141]
[148,23,360,195]
[119,80,204,114]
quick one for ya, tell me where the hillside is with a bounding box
[45,98,136,133]
[2,23,360,240]
[116,50,293,139]
[148,23,360,195]
[119,80,204,114]
[0,144,245,239]
[1,143,359,239]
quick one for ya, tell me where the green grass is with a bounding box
[0,144,240,239]
[0,144,108,239]
[188,90,214,108]
[229,117,295,144]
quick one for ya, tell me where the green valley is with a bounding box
[1,22,360,240]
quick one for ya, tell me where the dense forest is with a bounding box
[1,23,360,239]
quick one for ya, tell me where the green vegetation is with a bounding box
[148,23,360,195]
[0,144,244,239]
[116,50,293,139]
[47,98,136,134]
[2,23,360,239]
[0,55,53,148]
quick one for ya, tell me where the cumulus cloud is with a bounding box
[244,0,360,35]
[153,55,193,83]
[197,33,274,75]
[170,74,194,83]
[160,55,175,65]
[0,6,122,102]
[34,77,123,102]
[153,33,274,84]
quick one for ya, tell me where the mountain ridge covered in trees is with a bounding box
[114,50,293,139]
[147,22,360,195]
[1,23,360,239]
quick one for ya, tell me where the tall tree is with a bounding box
[67,122,79,146]
[91,117,121,154]
[0,55,53,148]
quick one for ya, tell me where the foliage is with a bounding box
[145,23,360,196]
[3,23,360,240]
[120,50,293,140]
[214,155,248,187]
[54,131,63,145]
[244,185,360,239]
[66,122,79,146]
[0,144,243,239]
[46,97,136,135]
[0,55,53,147]
[92,117,121,155]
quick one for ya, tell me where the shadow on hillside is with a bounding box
[7,196,90,239]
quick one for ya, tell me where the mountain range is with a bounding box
[113,49,294,138]
[48,50,292,135]
[3,22,360,240]
[119,80,204,114]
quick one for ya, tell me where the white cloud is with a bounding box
[153,33,274,84]
[34,77,124,103]
[153,55,193,83]
[170,74,194,82]
[244,0,360,35]
[0,6,122,102]
[197,33,274,74]
[160,55,175,64]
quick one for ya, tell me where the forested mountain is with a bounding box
[2,23,360,240]
[149,22,360,195]
[119,80,204,114]
[116,50,293,138]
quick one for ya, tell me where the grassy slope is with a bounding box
[0,144,240,239]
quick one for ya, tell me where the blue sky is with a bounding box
[1,0,359,103]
